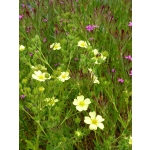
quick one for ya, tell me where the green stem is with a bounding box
[94,131,98,144]
[60,110,79,125]
[20,105,48,138]
[35,122,41,150]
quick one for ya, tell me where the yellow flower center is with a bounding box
[62,74,67,78]
[91,119,98,125]
[39,75,44,79]
[79,101,85,106]
[49,100,55,105]
[81,42,86,47]
[54,45,59,49]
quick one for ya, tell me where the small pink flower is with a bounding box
[60,1,64,4]
[43,38,47,42]
[118,78,124,83]
[20,94,26,99]
[44,18,48,22]
[86,25,94,32]
[22,4,26,8]
[125,55,132,61]
[49,0,53,4]
[26,26,31,32]
[74,58,78,61]
[19,15,24,19]
[128,22,132,26]
[29,53,33,56]
[112,69,116,73]
[89,37,94,41]
[129,70,132,76]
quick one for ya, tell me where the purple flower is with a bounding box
[128,22,132,27]
[118,78,124,83]
[29,53,33,56]
[19,15,24,19]
[125,55,132,61]
[112,69,116,73]
[22,4,26,8]
[86,25,94,32]
[60,1,64,4]
[20,95,26,99]
[43,38,47,42]
[44,18,48,22]
[26,26,31,32]
[129,70,132,76]
[49,0,53,4]
[89,37,94,41]
[74,58,78,61]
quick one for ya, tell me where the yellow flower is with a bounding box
[44,97,59,106]
[50,43,61,50]
[92,49,99,55]
[88,68,99,84]
[129,136,132,145]
[73,95,91,111]
[93,75,100,84]
[19,45,25,51]
[32,70,51,82]
[78,40,89,48]
[84,111,104,130]
[58,72,70,82]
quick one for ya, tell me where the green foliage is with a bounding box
[19,0,132,149]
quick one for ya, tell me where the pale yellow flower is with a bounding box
[129,136,132,145]
[19,45,25,51]
[78,40,89,48]
[88,68,99,84]
[92,49,99,55]
[88,68,93,73]
[32,70,51,82]
[84,111,104,130]
[50,43,61,50]
[73,95,91,111]
[58,72,70,82]
[44,97,59,106]
[93,75,100,84]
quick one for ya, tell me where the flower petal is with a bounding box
[77,95,84,101]
[84,117,92,124]
[73,99,78,105]
[97,123,104,130]
[76,106,83,111]
[84,98,91,104]
[96,115,105,122]
[82,105,88,111]
[32,74,38,80]
[89,124,97,130]
[89,111,96,119]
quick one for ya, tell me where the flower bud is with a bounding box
[39,86,45,92]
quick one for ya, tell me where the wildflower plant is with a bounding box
[19,0,132,149]
[84,111,104,130]
[73,95,91,111]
